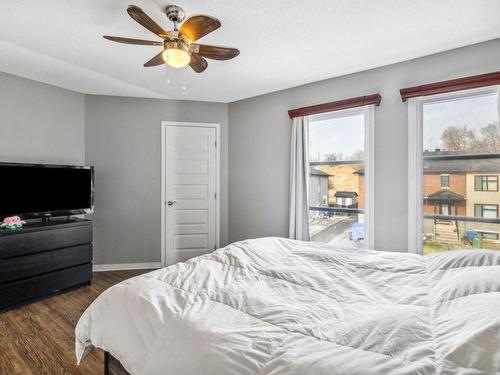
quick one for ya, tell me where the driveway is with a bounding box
[311,217,361,247]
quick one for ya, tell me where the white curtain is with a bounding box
[497,86,500,120]
[289,116,310,241]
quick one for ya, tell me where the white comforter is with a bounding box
[76,237,500,374]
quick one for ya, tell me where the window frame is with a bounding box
[476,231,500,241]
[408,85,500,254]
[474,175,499,192]
[440,174,449,189]
[308,105,375,249]
[474,204,499,218]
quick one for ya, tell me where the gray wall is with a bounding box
[0,72,85,165]
[228,38,500,251]
[85,95,228,264]
[0,71,228,266]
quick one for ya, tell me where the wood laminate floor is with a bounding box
[0,270,148,375]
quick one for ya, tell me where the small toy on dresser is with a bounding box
[0,216,26,230]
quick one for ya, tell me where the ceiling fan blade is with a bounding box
[190,44,239,60]
[189,54,208,73]
[179,15,221,42]
[103,36,163,46]
[127,5,169,38]
[144,51,166,67]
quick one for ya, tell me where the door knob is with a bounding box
[167,201,176,206]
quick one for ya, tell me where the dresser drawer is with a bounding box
[0,224,92,259]
[0,244,92,283]
[0,263,92,311]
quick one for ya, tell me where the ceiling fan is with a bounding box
[103,5,239,73]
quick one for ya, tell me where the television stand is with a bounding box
[0,218,92,312]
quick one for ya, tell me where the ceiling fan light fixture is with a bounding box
[104,5,239,73]
[162,42,190,68]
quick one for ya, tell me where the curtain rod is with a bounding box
[288,94,381,119]
[400,71,500,102]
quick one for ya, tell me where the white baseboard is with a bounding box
[93,262,162,272]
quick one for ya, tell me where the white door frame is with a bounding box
[161,121,221,267]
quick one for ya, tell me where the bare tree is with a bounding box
[324,153,338,161]
[479,122,500,152]
[324,152,345,161]
[440,123,500,153]
[350,150,364,161]
[441,126,478,152]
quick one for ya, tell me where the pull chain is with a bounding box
[165,57,171,84]
[181,67,187,91]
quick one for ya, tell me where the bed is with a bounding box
[76,237,500,374]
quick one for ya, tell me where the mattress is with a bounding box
[75,237,500,374]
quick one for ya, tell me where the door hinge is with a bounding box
[215,193,217,199]
[214,245,216,250]
[215,140,217,147]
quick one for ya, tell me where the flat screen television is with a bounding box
[0,162,94,219]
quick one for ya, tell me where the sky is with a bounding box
[423,92,500,151]
[308,92,499,160]
[309,113,364,161]
[307,92,500,227]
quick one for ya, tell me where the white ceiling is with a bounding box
[1,0,499,103]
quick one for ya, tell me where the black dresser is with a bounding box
[0,218,92,311]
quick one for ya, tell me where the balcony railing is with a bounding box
[309,159,363,166]
[309,206,363,214]
[424,214,500,224]
[423,152,500,161]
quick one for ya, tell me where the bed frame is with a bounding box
[104,352,131,375]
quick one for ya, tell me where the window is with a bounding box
[474,204,498,218]
[477,231,499,240]
[440,175,449,188]
[409,86,500,255]
[439,203,450,215]
[475,175,498,191]
[308,106,374,249]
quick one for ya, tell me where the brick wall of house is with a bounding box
[423,173,466,215]
[358,174,365,210]
[358,172,469,215]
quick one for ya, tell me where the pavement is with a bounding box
[310,216,361,247]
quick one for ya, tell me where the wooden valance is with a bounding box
[400,71,500,102]
[288,94,381,119]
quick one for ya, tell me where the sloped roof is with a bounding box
[355,154,500,175]
[426,190,465,201]
[354,168,365,175]
[423,157,500,173]
[309,167,330,177]
[334,191,358,198]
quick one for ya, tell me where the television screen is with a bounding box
[0,163,94,218]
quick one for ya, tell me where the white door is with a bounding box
[164,125,218,265]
